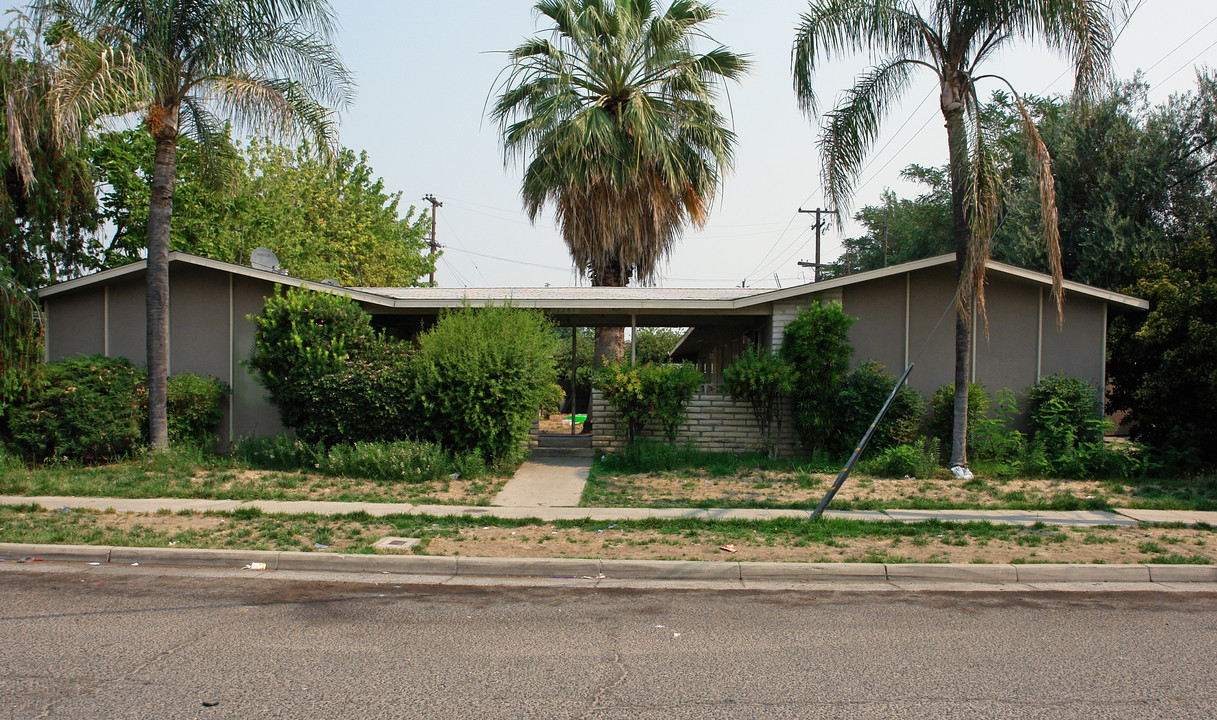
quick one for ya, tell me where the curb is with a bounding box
[3,543,1217,584]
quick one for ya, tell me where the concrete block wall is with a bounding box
[769,291,842,350]
[592,388,799,458]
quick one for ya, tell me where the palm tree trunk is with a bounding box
[146,121,178,451]
[943,80,972,470]
[585,263,627,434]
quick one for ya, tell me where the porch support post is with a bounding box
[630,313,637,364]
[571,326,577,436]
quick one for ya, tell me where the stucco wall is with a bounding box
[592,387,799,458]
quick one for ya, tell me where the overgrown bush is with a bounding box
[596,362,704,443]
[971,389,1024,460]
[411,305,559,463]
[6,355,144,460]
[831,361,925,456]
[163,372,229,446]
[928,382,990,456]
[275,341,415,445]
[780,302,856,451]
[247,285,381,436]
[1025,374,1102,457]
[723,343,796,457]
[861,439,940,479]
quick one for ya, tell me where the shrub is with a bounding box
[235,435,488,483]
[279,341,416,446]
[722,344,796,457]
[861,440,940,479]
[648,363,703,442]
[1025,374,1102,457]
[247,286,381,435]
[412,305,559,463]
[1,272,43,418]
[927,382,991,455]
[234,434,326,471]
[831,361,925,456]
[971,389,1024,461]
[163,372,229,446]
[6,355,144,460]
[780,302,855,451]
[596,362,704,443]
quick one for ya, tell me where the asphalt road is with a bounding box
[1,565,1215,719]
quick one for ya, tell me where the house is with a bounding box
[37,252,1146,454]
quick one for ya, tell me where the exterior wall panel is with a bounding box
[46,288,104,360]
[905,265,958,395]
[973,279,1040,397]
[842,273,905,375]
[231,275,286,439]
[1041,296,1106,387]
[107,277,147,363]
[168,265,229,379]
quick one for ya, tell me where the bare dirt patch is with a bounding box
[423,523,1217,565]
[587,468,1118,509]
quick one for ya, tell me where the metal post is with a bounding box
[810,362,916,520]
[630,314,637,364]
[570,327,577,435]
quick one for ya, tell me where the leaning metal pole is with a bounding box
[810,362,916,520]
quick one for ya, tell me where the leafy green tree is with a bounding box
[90,128,240,269]
[1108,243,1217,467]
[491,0,749,405]
[21,0,353,450]
[91,132,435,286]
[828,165,952,277]
[232,140,433,286]
[792,0,1113,470]
[628,327,684,365]
[0,12,100,288]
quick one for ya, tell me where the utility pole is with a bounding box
[423,194,442,285]
[797,207,837,282]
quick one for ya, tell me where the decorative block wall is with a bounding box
[591,387,799,458]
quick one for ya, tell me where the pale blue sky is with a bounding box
[329,0,1217,288]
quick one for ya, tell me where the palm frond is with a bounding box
[817,56,916,214]
[792,0,931,116]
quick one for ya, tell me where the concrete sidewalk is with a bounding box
[491,456,590,507]
[1,494,1200,526]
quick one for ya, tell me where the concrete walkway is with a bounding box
[0,494,1192,526]
[491,456,590,507]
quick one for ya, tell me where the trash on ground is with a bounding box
[719,544,737,553]
[243,562,267,570]
[201,700,219,707]
[608,524,617,528]
[130,562,139,566]
[56,507,71,514]
[314,543,329,549]
[448,472,461,480]
[88,562,101,566]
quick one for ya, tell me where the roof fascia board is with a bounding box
[736,255,954,308]
[38,252,398,307]
[735,253,1147,310]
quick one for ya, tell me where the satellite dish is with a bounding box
[250,247,280,273]
[320,278,341,287]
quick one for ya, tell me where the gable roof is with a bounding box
[38,250,1147,311]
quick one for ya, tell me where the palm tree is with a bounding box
[792,0,1112,471]
[492,0,749,382]
[16,0,353,449]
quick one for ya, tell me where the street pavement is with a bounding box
[1,563,1215,719]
